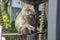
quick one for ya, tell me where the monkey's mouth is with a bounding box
[26,11,32,15]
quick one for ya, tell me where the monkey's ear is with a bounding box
[31,6,36,14]
[30,6,35,11]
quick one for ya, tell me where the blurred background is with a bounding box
[0,0,48,40]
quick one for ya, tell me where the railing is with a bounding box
[0,25,45,40]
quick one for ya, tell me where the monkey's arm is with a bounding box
[15,13,26,32]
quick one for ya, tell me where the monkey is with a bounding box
[15,4,37,35]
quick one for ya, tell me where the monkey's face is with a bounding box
[22,4,36,16]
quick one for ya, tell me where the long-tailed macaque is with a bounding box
[15,4,36,35]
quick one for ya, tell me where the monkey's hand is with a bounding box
[20,24,35,35]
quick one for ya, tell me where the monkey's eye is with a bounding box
[25,9,31,11]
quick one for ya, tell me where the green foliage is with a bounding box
[6,21,21,40]
[43,19,47,40]
[0,1,20,40]
[3,14,10,28]
[6,21,17,33]
[0,1,10,28]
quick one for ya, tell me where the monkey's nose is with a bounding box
[25,27,28,30]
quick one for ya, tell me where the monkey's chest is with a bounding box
[26,18,36,27]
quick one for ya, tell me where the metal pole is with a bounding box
[27,35,36,40]
[0,25,2,40]
[48,0,57,40]
[42,34,44,40]
[0,0,2,40]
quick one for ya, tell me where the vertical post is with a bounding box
[56,0,60,40]
[48,0,60,40]
[0,0,2,40]
[27,35,35,40]
[42,34,44,40]
[0,25,2,40]
[48,0,57,40]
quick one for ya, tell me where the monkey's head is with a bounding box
[21,4,36,17]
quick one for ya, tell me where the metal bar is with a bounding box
[0,25,2,40]
[2,33,22,36]
[2,32,45,36]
